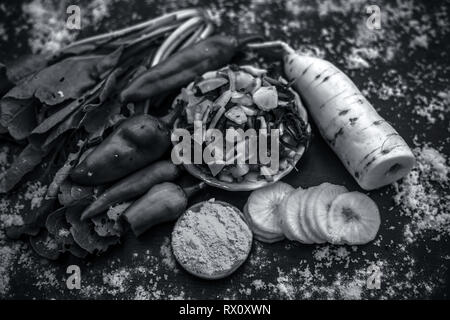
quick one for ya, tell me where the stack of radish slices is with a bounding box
[243,182,381,245]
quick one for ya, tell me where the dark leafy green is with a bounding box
[99,67,121,102]
[46,142,84,198]
[41,109,85,149]
[58,180,93,207]
[91,202,129,237]
[6,224,40,240]
[0,97,37,140]
[5,197,58,240]
[0,48,123,141]
[0,144,47,193]
[46,209,74,247]
[29,229,61,260]
[1,16,187,260]
[82,99,122,136]
[66,205,120,254]
[29,80,104,141]
[46,209,89,258]
[6,53,49,84]
[5,50,122,106]
[0,63,13,96]
[54,42,103,60]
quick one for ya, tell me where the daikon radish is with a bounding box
[248,41,415,190]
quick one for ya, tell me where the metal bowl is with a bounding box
[172,85,310,191]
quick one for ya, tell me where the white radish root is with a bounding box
[248,41,415,190]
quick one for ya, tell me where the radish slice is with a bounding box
[246,182,294,236]
[313,183,348,240]
[327,192,380,245]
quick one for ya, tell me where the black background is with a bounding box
[0,0,449,299]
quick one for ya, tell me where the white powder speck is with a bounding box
[393,146,449,243]
[24,181,47,210]
[160,237,177,272]
[22,0,113,54]
[103,268,130,294]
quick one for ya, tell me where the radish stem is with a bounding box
[183,182,206,198]
[247,41,295,55]
[199,22,214,39]
[118,24,178,47]
[160,19,203,60]
[179,24,206,50]
[60,8,201,54]
[152,16,204,66]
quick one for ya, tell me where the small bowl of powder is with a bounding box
[171,200,253,280]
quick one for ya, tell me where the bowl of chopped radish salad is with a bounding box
[172,65,311,191]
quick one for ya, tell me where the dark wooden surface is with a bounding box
[0,0,449,299]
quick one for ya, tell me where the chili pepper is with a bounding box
[124,182,205,236]
[120,34,261,103]
[80,160,180,220]
[70,107,179,186]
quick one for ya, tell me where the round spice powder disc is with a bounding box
[171,200,253,280]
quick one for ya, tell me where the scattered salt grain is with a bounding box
[0,146,9,171]
[346,47,380,69]
[24,181,47,210]
[275,271,295,299]
[90,0,112,25]
[0,214,23,228]
[409,34,429,49]
[414,95,448,124]
[346,52,370,69]
[0,245,15,296]
[0,198,24,240]
[160,237,177,272]
[58,228,70,238]
[393,146,449,243]
[34,269,59,290]
[22,0,113,54]
[313,245,352,268]
[251,279,266,290]
[103,268,130,294]
[22,0,77,54]
[134,285,151,300]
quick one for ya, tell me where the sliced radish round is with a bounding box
[298,187,323,243]
[246,182,294,236]
[314,183,348,240]
[279,188,313,244]
[327,192,380,245]
[304,184,328,243]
